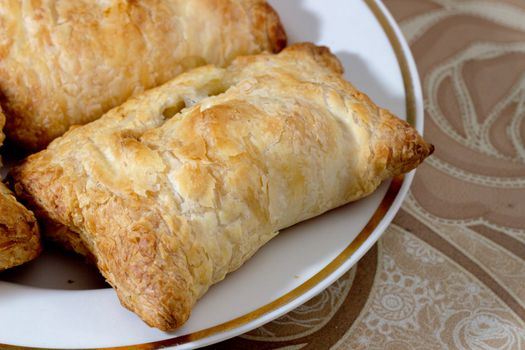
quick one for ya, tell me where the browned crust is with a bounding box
[246,1,287,54]
[0,106,41,270]
[2,103,52,153]
[374,109,434,177]
[262,2,287,53]
[94,198,194,330]
[0,182,41,270]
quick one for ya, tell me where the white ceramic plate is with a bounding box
[0,1,423,349]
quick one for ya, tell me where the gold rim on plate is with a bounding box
[1,1,417,349]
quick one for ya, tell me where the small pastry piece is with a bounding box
[0,0,286,151]
[12,43,433,330]
[0,183,41,269]
[0,108,40,270]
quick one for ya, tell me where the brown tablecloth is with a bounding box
[213,0,525,348]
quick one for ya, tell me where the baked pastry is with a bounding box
[0,0,286,151]
[0,108,40,270]
[0,182,41,270]
[11,43,433,330]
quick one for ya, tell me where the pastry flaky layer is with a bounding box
[0,108,41,270]
[0,0,286,151]
[12,43,433,330]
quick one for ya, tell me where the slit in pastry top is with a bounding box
[11,43,433,330]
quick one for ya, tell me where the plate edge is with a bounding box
[0,0,423,349]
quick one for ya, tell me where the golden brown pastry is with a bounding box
[12,43,433,330]
[0,183,41,270]
[0,0,286,151]
[0,108,40,270]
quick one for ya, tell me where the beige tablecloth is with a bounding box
[212,0,525,348]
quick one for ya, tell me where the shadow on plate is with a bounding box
[270,0,321,43]
[0,245,109,290]
[336,51,406,115]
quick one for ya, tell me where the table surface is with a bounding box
[210,0,525,349]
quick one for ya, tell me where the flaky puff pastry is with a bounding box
[0,0,286,151]
[12,43,433,330]
[0,108,40,270]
